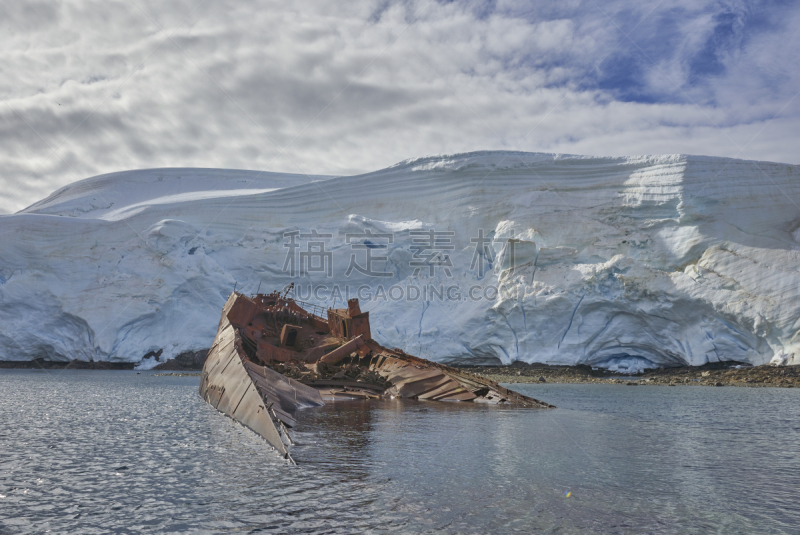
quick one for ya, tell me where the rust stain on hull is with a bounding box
[199,289,554,461]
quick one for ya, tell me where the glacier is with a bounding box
[2,152,800,371]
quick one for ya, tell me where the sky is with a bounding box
[1,0,799,214]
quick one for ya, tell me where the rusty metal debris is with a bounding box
[199,289,554,462]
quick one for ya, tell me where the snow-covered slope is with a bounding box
[2,153,800,371]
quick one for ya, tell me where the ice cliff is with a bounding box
[2,152,800,372]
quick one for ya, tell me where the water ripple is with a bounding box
[1,371,799,534]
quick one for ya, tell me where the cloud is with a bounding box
[1,0,798,213]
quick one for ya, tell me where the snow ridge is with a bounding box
[2,152,799,371]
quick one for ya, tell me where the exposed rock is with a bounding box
[152,349,209,371]
[0,358,134,370]
[143,348,163,361]
[460,361,800,388]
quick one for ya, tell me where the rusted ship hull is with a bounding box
[200,290,553,461]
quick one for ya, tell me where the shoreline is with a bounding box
[2,358,798,387]
[0,359,136,370]
[457,362,800,388]
[0,350,208,372]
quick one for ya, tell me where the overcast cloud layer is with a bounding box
[1,0,799,214]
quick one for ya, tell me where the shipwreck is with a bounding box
[199,285,554,462]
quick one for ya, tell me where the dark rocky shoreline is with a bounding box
[150,349,209,371]
[3,355,799,387]
[0,349,209,371]
[457,361,800,388]
[0,358,136,370]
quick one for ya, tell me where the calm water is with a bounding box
[1,370,799,534]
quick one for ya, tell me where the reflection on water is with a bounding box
[1,370,799,534]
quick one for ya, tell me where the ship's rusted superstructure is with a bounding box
[199,288,554,461]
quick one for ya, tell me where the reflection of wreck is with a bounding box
[199,286,554,462]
